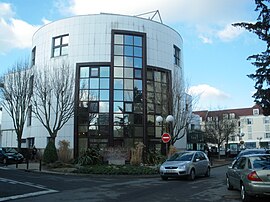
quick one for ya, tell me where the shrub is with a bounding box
[144,149,166,165]
[43,141,58,163]
[130,142,145,166]
[73,164,158,175]
[75,146,102,166]
[58,140,71,163]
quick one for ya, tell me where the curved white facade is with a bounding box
[1,13,184,156]
[33,13,183,73]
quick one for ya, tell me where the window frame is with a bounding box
[173,45,180,66]
[52,34,69,57]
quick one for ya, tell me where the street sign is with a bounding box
[162,133,171,143]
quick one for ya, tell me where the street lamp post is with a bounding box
[156,115,174,155]
[257,137,262,148]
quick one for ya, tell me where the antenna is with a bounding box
[135,10,163,24]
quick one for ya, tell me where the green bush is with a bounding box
[144,149,166,165]
[75,146,102,166]
[43,141,58,163]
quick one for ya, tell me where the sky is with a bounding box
[0,0,266,111]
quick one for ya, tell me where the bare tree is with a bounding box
[171,73,198,145]
[0,60,33,151]
[204,117,237,159]
[32,62,75,144]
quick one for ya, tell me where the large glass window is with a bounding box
[113,33,144,140]
[77,65,110,144]
[52,34,69,57]
[146,68,171,138]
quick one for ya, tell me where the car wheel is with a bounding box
[241,183,252,202]
[161,176,168,181]
[188,169,195,181]
[226,175,233,190]
[205,167,210,177]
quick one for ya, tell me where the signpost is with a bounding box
[162,133,171,143]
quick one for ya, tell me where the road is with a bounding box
[0,165,268,202]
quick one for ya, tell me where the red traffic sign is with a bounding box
[162,133,171,143]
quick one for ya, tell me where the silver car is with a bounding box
[159,151,211,181]
[226,154,270,202]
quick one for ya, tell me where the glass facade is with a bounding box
[75,31,172,155]
[112,33,144,147]
[77,65,111,151]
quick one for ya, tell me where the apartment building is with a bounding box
[194,105,270,152]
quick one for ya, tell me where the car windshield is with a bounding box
[167,152,194,161]
[238,150,266,158]
[5,148,18,153]
[250,156,270,169]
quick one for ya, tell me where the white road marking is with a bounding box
[0,177,58,201]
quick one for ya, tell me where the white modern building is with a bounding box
[0,13,185,157]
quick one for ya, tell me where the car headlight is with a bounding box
[178,165,186,169]
[7,156,13,159]
[160,165,165,170]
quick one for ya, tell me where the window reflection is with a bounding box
[124,91,133,101]
[114,45,123,55]
[124,56,133,67]
[90,68,99,77]
[114,34,123,44]
[134,36,142,46]
[114,114,124,125]
[80,67,89,78]
[90,78,99,89]
[79,90,88,101]
[134,47,142,57]
[100,66,110,77]
[134,58,142,68]
[114,102,124,112]
[89,90,99,100]
[125,103,133,113]
[114,79,123,89]
[114,67,123,78]
[100,78,110,89]
[124,46,133,56]
[114,90,124,101]
[124,35,133,45]
[114,56,123,66]
[114,126,124,137]
[80,79,89,89]
[124,68,133,78]
[134,69,142,79]
[124,79,133,90]
[100,90,109,100]
[99,102,109,112]
[134,80,142,90]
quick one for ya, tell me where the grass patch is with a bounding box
[73,164,159,175]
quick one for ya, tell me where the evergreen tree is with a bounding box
[233,0,270,115]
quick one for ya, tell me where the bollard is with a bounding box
[26,159,29,170]
[39,159,42,171]
[16,162,18,168]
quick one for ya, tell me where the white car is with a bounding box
[159,151,211,180]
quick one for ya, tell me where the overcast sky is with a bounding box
[0,0,265,110]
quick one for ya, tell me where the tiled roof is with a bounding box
[193,105,262,121]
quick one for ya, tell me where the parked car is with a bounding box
[0,148,24,164]
[231,148,270,165]
[159,151,211,181]
[226,154,270,202]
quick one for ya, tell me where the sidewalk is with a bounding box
[5,158,232,174]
